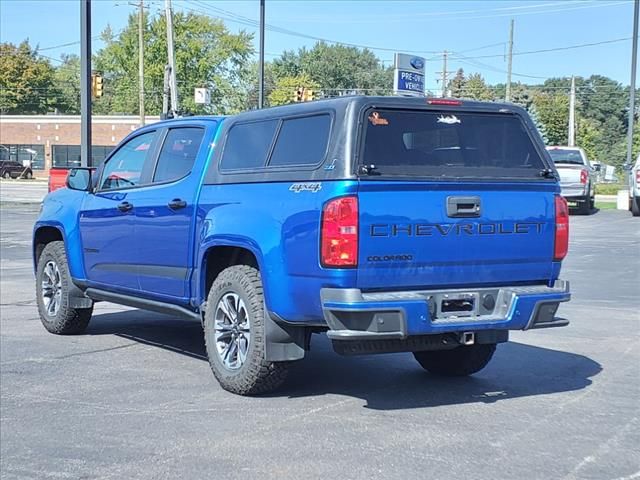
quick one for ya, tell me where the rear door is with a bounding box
[356,107,558,290]
[133,125,209,301]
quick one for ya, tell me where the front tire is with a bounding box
[413,343,496,376]
[2,171,10,179]
[204,265,289,395]
[36,241,93,334]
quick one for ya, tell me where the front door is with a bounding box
[79,130,159,291]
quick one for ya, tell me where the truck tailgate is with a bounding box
[357,181,557,290]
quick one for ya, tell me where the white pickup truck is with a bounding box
[546,146,596,215]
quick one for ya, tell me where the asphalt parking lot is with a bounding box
[1,204,639,480]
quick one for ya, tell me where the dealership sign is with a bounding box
[393,53,425,97]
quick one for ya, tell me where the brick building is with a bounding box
[0,115,160,177]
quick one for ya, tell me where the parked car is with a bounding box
[0,160,33,179]
[626,154,640,216]
[33,96,571,395]
[546,146,595,214]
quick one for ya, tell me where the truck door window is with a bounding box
[268,114,331,166]
[153,127,204,183]
[99,131,155,191]
[220,120,278,170]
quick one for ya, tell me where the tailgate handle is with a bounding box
[447,196,481,218]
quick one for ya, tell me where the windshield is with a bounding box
[361,109,546,179]
[547,148,585,165]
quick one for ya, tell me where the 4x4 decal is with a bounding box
[289,183,322,193]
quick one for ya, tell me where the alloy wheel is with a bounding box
[41,260,62,317]
[214,292,251,370]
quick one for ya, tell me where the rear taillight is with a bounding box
[636,170,640,185]
[580,169,588,184]
[321,196,358,267]
[554,195,569,261]
[47,175,53,193]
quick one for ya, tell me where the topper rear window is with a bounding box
[361,109,546,179]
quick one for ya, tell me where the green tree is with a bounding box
[464,73,493,101]
[531,92,569,145]
[0,40,57,114]
[53,54,81,114]
[268,74,319,106]
[509,83,533,109]
[272,42,392,95]
[576,116,600,162]
[448,68,466,98]
[94,11,254,115]
[528,103,548,144]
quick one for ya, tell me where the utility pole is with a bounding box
[258,0,265,109]
[165,0,179,116]
[505,19,514,102]
[138,0,145,126]
[627,0,639,166]
[80,0,91,168]
[162,65,170,119]
[568,76,576,146]
[441,50,448,97]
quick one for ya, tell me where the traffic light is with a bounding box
[293,87,304,103]
[303,89,314,102]
[91,73,104,98]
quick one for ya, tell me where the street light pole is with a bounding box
[258,0,265,109]
[626,0,639,166]
[80,0,92,168]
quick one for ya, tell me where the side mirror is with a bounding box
[66,168,93,192]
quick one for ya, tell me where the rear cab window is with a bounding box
[360,109,547,179]
[547,148,586,166]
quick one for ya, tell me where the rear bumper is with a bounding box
[321,281,570,341]
[560,185,588,201]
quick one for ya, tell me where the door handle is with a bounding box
[168,198,187,210]
[446,196,481,218]
[117,201,133,212]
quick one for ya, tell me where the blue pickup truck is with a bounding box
[33,96,571,395]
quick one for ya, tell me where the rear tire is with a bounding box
[413,343,496,376]
[24,171,33,180]
[36,241,93,335]
[578,198,591,215]
[632,197,640,217]
[204,265,289,395]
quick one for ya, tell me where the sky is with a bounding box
[0,0,635,90]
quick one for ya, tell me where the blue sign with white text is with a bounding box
[396,70,425,94]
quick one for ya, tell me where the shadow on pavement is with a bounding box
[87,309,602,410]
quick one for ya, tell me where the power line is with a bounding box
[183,0,443,54]
[266,0,627,23]
[462,37,632,60]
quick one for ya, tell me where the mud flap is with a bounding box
[264,311,307,362]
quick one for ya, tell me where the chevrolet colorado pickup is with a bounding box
[33,96,571,395]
